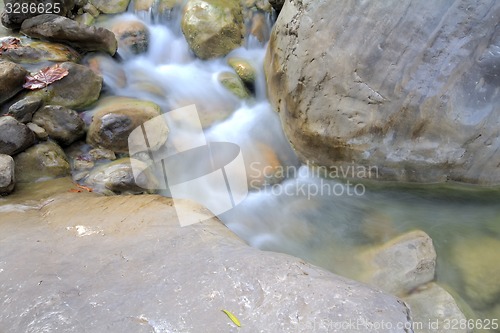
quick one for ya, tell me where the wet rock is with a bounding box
[0,60,28,105]
[247,142,283,189]
[89,147,116,161]
[74,13,95,26]
[450,236,500,309]
[1,0,75,29]
[218,72,251,99]
[28,62,102,110]
[87,97,167,153]
[404,283,470,333]
[86,53,127,88]
[359,230,436,296]
[0,40,80,64]
[90,0,131,14]
[268,0,284,12]
[21,14,117,55]
[0,154,15,195]
[0,191,414,332]
[250,12,270,43]
[0,116,35,155]
[227,57,256,88]
[83,157,157,194]
[8,96,43,123]
[82,2,100,17]
[14,141,70,183]
[26,122,49,141]
[32,105,85,146]
[265,0,500,185]
[111,19,149,57]
[181,0,244,59]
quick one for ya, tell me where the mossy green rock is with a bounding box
[228,57,257,86]
[218,71,251,99]
[27,62,102,111]
[90,0,131,14]
[14,141,70,183]
[181,0,244,59]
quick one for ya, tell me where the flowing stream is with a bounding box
[76,4,500,326]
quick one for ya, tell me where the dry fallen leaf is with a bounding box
[0,37,21,55]
[23,64,69,90]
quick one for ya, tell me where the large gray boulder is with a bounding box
[20,14,117,55]
[265,0,500,185]
[0,188,413,332]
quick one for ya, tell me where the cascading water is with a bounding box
[91,3,500,325]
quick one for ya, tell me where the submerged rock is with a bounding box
[28,62,102,110]
[0,60,28,105]
[181,0,244,59]
[87,97,167,153]
[20,14,117,55]
[0,189,414,332]
[404,283,470,333]
[0,116,35,155]
[32,105,85,146]
[14,141,70,183]
[0,154,15,195]
[265,0,500,185]
[359,230,436,296]
[83,157,158,194]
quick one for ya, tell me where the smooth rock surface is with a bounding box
[0,154,15,195]
[14,141,70,183]
[28,62,102,110]
[87,97,167,153]
[0,60,28,104]
[8,96,43,123]
[265,0,500,184]
[32,105,85,146]
[82,157,158,194]
[0,40,80,64]
[0,116,35,155]
[359,230,436,296]
[181,0,244,59]
[21,14,117,55]
[0,182,414,332]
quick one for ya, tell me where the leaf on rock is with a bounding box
[0,37,21,54]
[221,309,241,327]
[23,64,69,90]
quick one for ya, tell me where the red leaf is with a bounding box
[23,64,69,90]
[0,37,21,55]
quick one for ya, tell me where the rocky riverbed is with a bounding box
[1,0,499,332]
